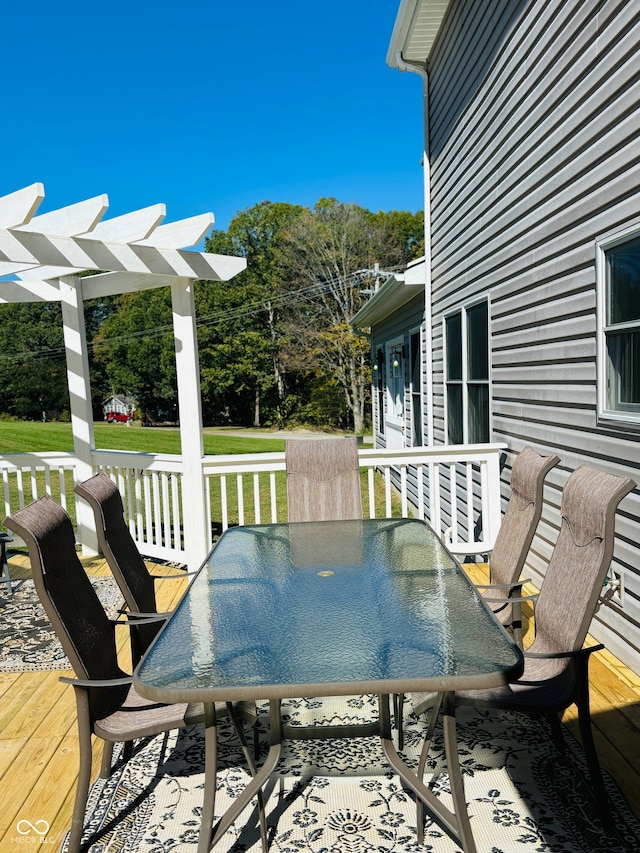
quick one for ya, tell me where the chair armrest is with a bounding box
[112,612,169,625]
[123,610,172,620]
[524,644,604,661]
[59,674,134,688]
[150,568,197,580]
[483,591,539,604]
[475,578,532,591]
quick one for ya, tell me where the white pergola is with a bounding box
[0,183,246,566]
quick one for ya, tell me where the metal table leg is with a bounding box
[379,692,477,853]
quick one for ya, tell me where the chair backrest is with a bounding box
[4,494,128,720]
[285,437,362,522]
[75,472,157,615]
[531,465,635,656]
[489,446,560,587]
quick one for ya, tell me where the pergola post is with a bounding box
[59,274,98,554]
[171,277,208,568]
[0,184,247,566]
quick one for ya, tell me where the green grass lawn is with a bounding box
[0,421,285,455]
[0,421,399,536]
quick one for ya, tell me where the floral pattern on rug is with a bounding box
[0,577,124,671]
[60,698,639,853]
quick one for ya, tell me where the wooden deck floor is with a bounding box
[0,555,639,850]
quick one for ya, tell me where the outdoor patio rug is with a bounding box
[60,696,639,853]
[0,577,124,672]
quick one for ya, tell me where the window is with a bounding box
[445,301,490,443]
[409,330,423,446]
[599,234,640,422]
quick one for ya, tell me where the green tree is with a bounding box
[0,302,69,419]
[278,199,410,434]
[92,288,178,423]
[200,201,303,426]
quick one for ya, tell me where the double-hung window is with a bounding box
[598,233,640,424]
[409,330,423,446]
[445,301,490,444]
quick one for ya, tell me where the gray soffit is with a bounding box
[387,0,451,68]
[351,273,423,328]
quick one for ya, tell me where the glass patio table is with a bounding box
[134,517,523,853]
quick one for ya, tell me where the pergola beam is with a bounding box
[0,182,44,227]
[135,213,214,249]
[0,228,245,280]
[16,194,109,236]
[0,183,245,567]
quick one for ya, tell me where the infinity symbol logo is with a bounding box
[16,820,50,835]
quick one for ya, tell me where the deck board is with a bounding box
[0,556,638,849]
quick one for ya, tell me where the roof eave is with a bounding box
[387,0,452,68]
[351,273,424,329]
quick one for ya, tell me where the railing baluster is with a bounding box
[367,466,375,519]
[16,469,25,510]
[171,474,181,551]
[237,474,245,526]
[270,472,278,523]
[465,462,473,544]
[220,475,228,532]
[384,466,392,517]
[449,462,458,543]
[417,464,424,520]
[2,469,10,519]
[432,462,441,532]
[400,464,408,516]
[253,473,261,524]
[59,466,67,510]
[162,473,171,550]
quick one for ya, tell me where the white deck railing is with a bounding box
[0,443,506,565]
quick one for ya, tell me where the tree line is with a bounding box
[0,198,423,433]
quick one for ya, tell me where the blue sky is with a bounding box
[3,1,424,239]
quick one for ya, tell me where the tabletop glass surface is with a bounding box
[135,519,522,699]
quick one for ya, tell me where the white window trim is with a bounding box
[596,226,640,426]
[409,325,424,447]
[444,298,491,444]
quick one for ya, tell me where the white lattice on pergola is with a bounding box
[0,183,247,566]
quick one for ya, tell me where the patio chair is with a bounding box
[4,494,263,853]
[410,465,636,822]
[475,445,560,648]
[285,436,362,522]
[75,472,195,663]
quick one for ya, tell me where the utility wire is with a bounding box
[0,267,392,366]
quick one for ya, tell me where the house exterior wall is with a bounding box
[426,0,640,667]
[370,291,427,449]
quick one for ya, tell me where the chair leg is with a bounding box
[395,693,405,751]
[198,703,219,853]
[68,692,94,853]
[100,740,115,778]
[574,655,612,825]
[546,712,567,752]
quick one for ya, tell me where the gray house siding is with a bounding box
[427,0,640,667]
